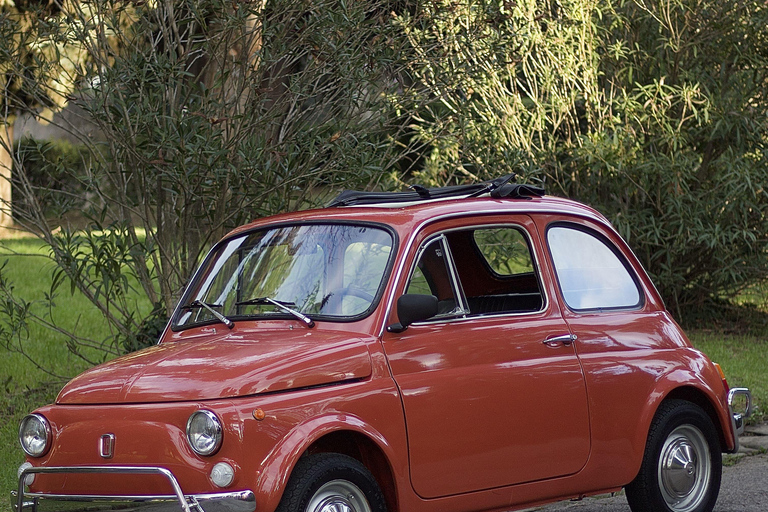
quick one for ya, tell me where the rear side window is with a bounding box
[547,226,641,311]
[473,228,534,276]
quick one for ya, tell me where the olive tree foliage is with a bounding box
[397,0,768,315]
[0,0,421,369]
[390,0,603,184]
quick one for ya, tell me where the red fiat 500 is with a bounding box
[15,176,751,512]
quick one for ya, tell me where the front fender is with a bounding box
[255,412,400,512]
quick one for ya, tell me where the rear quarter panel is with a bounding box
[529,212,734,489]
[569,311,733,485]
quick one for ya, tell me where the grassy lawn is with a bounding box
[0,237,149,509]
[689,330,768,423]
[0,239,117,387]
[0,236,765,511]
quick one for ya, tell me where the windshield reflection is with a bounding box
[174,224,393,329]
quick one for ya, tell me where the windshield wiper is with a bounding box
[235,297,315,328]
[181,300,235,329]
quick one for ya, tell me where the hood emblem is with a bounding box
[100,434,115,459]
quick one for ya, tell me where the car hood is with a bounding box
[57,329,374,404]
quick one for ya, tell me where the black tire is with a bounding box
[626,399,722,512]
[276,453,388,512]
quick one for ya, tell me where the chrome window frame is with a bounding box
[405,234,469,320]
[395,221,548,329]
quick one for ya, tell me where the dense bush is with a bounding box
[397,0,768,315]
[550,0,768,314]
[2,0,423,356]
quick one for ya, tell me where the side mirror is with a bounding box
[387,294,438,333]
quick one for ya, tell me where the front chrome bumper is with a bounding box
[726,387,752,453]
[12,466,256,512]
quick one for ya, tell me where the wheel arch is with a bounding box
[635,380,733,467]
[627,372,734,486]
[663,385,731,453]
[255,416,400,512]
[303,430,398,512]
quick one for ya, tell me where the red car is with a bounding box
[15,175,751,512]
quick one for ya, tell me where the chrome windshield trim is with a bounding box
[15,466,256,512]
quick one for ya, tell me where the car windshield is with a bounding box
[173,223,394,329]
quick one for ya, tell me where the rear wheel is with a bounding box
[626,400,722,512]
[276,453,387,512]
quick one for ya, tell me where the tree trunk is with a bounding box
[0,122,12,227]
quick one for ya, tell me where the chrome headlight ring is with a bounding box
[186,410,223,456]
[19,414,51,458]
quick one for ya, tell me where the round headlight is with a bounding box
[186,410,223,456]
[19,414,51,457]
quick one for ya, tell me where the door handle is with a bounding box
[543,334,577,347]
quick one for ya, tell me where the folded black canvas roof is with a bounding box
[328,174,544,207]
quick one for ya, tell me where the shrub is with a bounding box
[13,137,93,219]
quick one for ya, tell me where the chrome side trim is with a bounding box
[14,466,256,512]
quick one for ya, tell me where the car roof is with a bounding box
[225,194,612,240]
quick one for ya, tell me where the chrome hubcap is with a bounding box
[658,425,711,512]
[307,480,372,512]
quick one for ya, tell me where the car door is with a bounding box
[381,215,591,499]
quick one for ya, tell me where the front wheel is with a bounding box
[276,453,387,512]
[626,400,722,512]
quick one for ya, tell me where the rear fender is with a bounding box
[631,364,733,479]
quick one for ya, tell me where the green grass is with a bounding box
[688,330,768,423]
[0,238,115,387]
[0,237,149,510]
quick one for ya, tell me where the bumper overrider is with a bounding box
[727,387,752,453]
[11,466,256,512]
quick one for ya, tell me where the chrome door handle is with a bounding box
[543,334,577,347]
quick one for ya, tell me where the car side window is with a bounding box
[547,225,641,311]
[473,228,534,276]
[447,227,544,315]
[403,226,545,322]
